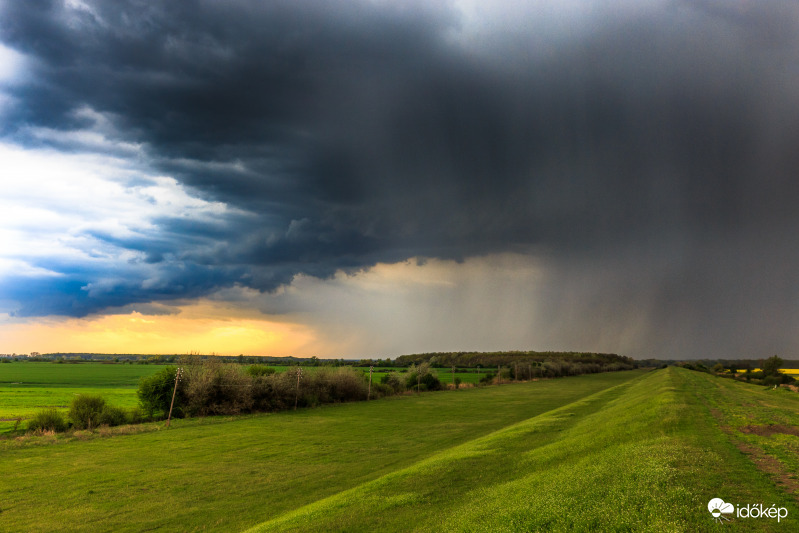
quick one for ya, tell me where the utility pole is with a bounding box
[294,367,303,410]
[497,364,501,385]
[367,365,373,400]
[452,365,456,389]
[166,367,182,428]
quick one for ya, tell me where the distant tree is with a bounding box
[712,363,725,373]
[762,355,784,377]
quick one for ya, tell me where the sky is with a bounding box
[1,0,799,360]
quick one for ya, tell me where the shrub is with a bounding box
[138,366,184,418]
[371,382,393,397]
[324,367,368,402]
[128,406,147,424]
[253,370,296,411]
[479,372,495,385]
[69,394,106,430]
[246,365,276,377]
[419,372,442,391]
[27,408,68,433]
[405,362,442,391]
[381,372,405,392]
[99,405,128,427]
[250,375,284,412]
[406,367,421,390]
[184,359,253,416]
[763,373,796,386]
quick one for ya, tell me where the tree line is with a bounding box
[676,355,796,387]
[394,351,636,370]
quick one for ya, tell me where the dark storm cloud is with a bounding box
[3,0,799,357]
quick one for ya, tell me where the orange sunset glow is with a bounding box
[0,301,317,356]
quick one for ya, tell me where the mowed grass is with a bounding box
[3,367,798,532]
[0,363,165,432]
[247,367,799,533]
[0,370,642,532]
[684,370,799,501]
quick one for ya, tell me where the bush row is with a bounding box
[381,362,444,393]
[24,356,635,434]
[138,360,407,419]
[27,394,148,433]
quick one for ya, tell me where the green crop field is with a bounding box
[358,367,487,385]
[1,367,798,532]
[0,363,487,434]
[0,363,165,433]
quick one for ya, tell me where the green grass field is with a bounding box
[0,363,165,433]
[359,367,488,385]
[1,367,798,532]
[265,366,489,385]
[0,363,487,434]
[246,367,799,532]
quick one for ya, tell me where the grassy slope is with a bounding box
[248,368,799,532]
[0,370,641,532]
[684,370,799,501]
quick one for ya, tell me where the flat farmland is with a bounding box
[0,363,487,434]
[0,363,164,433]
[3,366,799,532]
[358,367,487,385]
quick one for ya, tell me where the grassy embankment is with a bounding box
[1,370,639,532]
[246,367,799,532]
[2,367,798,531]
